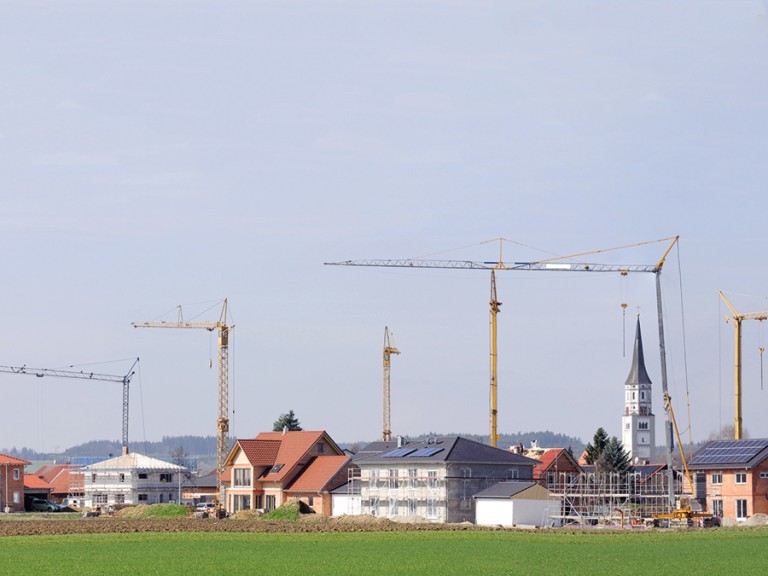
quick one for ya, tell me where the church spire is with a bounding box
[625,315,652,385]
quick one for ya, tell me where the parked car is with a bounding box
[30,499,61,512]
[196,502,215,512]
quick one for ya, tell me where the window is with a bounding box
[711,472,722,485]
[255,495,263,509]
[307,496,314,507]
[427,470,438,489]
[389,469,400,489]
[159,473,173,483]
[138,473,148,480]
[408,468,418,489]
[317,443,325,454]
[13,492,20,504]
[115,494,125,504]
[625,423,630,430]
[388,498,398,517]
[370,469,380,488]
[408,498,417,515]
[547,473,556,487]
[12,469,20,481]
[265,495,276,511]
[119,473,125,483]
[638,421,649,430]
[641,391,646,400]
[736,499,748,520]
[426,497,438,519]
[91,473,97,483]
[138,494,148,502]
[370,500,379,517]
[233,494,251,512]
[760,472,768,479]
[711,499,723,518]
[735,472,747,484]
[234,468,251,487]
[94,494,108,505]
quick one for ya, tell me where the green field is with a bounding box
[2,528,768,576]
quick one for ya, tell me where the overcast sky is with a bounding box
[2,1,768,455]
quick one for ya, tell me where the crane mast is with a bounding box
[382,326,400,441]
[719,291,768,439]
[327,235,681,506]
[132,299,232,508]
[0,358,139,454]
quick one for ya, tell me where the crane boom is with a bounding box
[132,299,232,510]
[0,358,139,453]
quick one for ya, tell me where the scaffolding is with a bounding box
[546,469,684,527]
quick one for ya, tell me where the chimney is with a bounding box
[283,426,288,436]
[122,445,130,456]
[396,435,403,448]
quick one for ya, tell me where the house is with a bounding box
[518,445,583,490]
[474,481,561,527]
[33,463,85,503]
[353,436,539,523]
[224,430,351,515]
[689,438,768,522]
[331,478,361,516]
[23,474,53,506]
[0,454,30,512]
[82,452,187,508]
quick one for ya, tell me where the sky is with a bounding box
[2,1,768,455]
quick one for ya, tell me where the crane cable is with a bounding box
[675,242,694,460]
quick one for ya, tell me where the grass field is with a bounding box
[2,528,768,576]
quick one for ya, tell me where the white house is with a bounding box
[474,481,561,528]
[83,452,187,508]
[353,436,539,523]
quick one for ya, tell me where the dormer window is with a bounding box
[317,443,325,454]
[270,464,284,474]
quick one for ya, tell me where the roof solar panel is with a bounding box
[691,439,768,465]
[410,447,444,457]
[382,448,416,458]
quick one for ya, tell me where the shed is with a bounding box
[474,481,561,527]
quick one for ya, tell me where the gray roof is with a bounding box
[355,436,539,467]
[351,441,399,461]
[473,481,538,499]
[625,317,652,386]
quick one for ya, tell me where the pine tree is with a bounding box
[603,436,632,473]
[273,410,303,432]
[584,427,609,465]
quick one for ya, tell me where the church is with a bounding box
[621,316,656,464]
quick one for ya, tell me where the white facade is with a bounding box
[474,483,562,528]
[83,452,186,508]
[331,493,361,516]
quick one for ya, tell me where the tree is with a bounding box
[584,427,609,465]
[707,424,749,441]
[584,427,631,473]
[273,410,302,432]
[602,436,632,473]
[168,446,189,467]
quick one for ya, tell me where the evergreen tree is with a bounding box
[584,427,609,465]
[603,436,632,473]
[273,410,303,432]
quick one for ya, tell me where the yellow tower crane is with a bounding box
[326,236,678,470]
[132,299,232,508]
[719,291,768,439]
[382,326,400,441]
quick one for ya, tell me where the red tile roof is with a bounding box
[254,431,331,483]
[0,454,30,466]
[238,439,281,466]
[285,456,351,493]
[33,464,84,494]
[24,473,53,490]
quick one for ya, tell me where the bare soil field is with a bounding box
[0,514,491,537]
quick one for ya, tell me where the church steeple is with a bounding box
[625,316,652,386]
[621,314,655,463]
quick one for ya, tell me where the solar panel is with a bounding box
[410,447,444,457]
[382,448,416,458]
[691,439,768,465]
